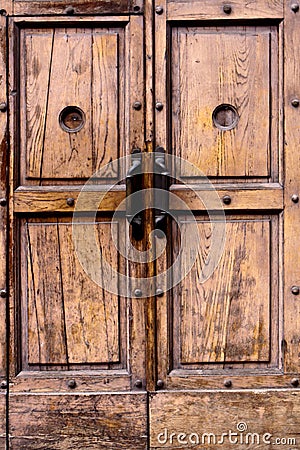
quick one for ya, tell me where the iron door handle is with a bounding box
[126,150,143,240]
[154,147,170,235]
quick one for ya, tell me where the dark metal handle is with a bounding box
[154,147,170,235]
[126,151,143,240]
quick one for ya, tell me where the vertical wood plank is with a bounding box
[58,222,120,364]
[22,30,54,179]
[284,1,300,373]
[0,14,7,380]
[25,223,68,365]
[42,28,93,179]
[92,32,120,175]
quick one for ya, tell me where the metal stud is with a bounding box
[0,381,7,389]
[155,5,164,14]
[0,198,6,207]
[223,4,232,14]
[156,288,164,297]
[0,9,7,16]
[133,5,141,11]
[65,6,75,14]
[155,102,164,111]
[156,379,164,388]
[291,98,300,108]
[0,103,7,113]
[135,379,143,388]
[134,288,143,298]
[224,379,232,388]
[291,194,299,203]
[66,198,75,207]
[133,101,142,111]
[0,290,7,298]
[291,378,299,387]
[291,3,299,12]
[222,195,232,205]
[68,379,77,389]
[291,286,300,295]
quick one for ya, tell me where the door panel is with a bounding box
[10,393,147,450]
[150,391,300,449]
[172,25,278,179]
[21,26,123,182]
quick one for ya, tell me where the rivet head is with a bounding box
[291,194,299,203]
[0,9,7,16]
[0,103,7,112]
[135,379,143,388]
[66,197,75,207]
[156,288,164,297]
[0,198,6,207]
[65,6,75,14]
[222,195,232,205]
[155,102,164,111]
[156,379,164,388]
[0,290,7,298]
[133,101,142,111]
[291,3,299,12]
[68,379,76,389]
[134,288,143,298]
[291,286,300,295]
[291,378,299,387]
[223,4,232,14]
[224,379,232,388]
[155,5,164,14]
[0,380,7,389]
[291,98,300,108]
[133,5,141,11]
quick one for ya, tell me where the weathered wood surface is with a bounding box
[172,25,278,179]
[0,393,6,446]
[150,390,300,449]
[22,219,123,367]
[21,27,122,182]
[13,0,142,16]
[9,393,147,449]
[176,219,271,365]
[167,0,283,20]
[283,0,300,373]
[0,15,7,381]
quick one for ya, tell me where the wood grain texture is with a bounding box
[283,0,300,373]
[23,220,122,366]
[172,26,278,179]
[177,219,271,364]
[21,26,123,182]
[0,16,7,379]
[0,393,6,446]
[13,0,140,16]
[150,390,300,449]
[9,393,147,449]
[167,0,283,20]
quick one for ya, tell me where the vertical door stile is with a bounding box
[283,0,300,375]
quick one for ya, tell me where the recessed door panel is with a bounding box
[172,25,278,179]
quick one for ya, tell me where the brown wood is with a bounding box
[0,393,6,446]
[10,393,147,449]
[167,0,283,20]
[0,14,7,381]
[172,25,278,180]
[12,0,142,16]
[283,0,300,374]
[150,390,300,449]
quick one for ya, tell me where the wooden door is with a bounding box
[1,0,300,449]
[5,5,149,449]
[152,0,300,448]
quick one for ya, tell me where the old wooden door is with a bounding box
[151,0,300,448]
[0,0,300,449]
